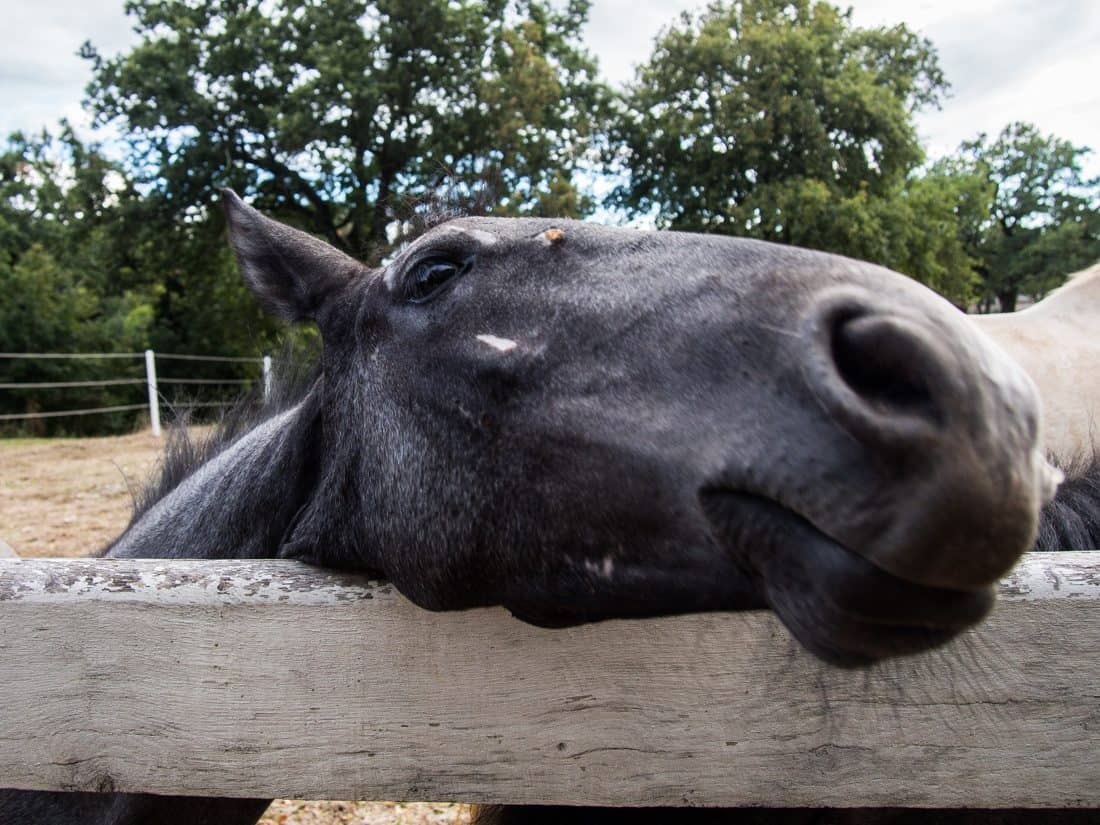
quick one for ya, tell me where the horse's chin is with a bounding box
[766,573,994,668]
[700,490,996,668]
[499,491,997,668]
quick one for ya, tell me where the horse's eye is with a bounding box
[405,257,471,304]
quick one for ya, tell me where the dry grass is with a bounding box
[0,431,163,558]
[0,430,471,825]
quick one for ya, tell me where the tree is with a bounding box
[884,163,992,307]
[605,0,1002,302]
[0,129,159,433]
[0,126,294,434]
[82,0,607,257]
[0,127,159,358]
[954,122,1100,312]
[609,0,945,230]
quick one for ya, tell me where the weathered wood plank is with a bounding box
[1,553,1098,808]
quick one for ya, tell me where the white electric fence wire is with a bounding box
[154,353,264,363]
[0,379,146,390]
[0,352,143,359]
[0,404,149,422]
[1,352,264,429]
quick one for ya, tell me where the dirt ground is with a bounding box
[0,431,163,557]
[0,430,471,825]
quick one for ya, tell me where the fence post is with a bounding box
[144,349,161,437]
[262,355,273,402]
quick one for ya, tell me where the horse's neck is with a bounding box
[107,399,319,560]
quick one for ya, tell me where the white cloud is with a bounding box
[847,0,1100,163]
[583,0,689,87]
[0,0,136,138]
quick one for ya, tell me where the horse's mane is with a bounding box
[1035,451,1100,551]
[125,351,321,529]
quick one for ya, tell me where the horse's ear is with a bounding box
[221,188,360,323]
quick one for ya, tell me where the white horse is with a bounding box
[972,262,1100,461]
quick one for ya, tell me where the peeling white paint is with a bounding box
[477,334,518,353]
[0,558,388,606]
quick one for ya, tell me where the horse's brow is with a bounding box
[383,225,498,290]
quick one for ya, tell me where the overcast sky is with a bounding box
[2,0,1098,172]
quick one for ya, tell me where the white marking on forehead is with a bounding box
[476,334,518,352]
[383,225,498,290]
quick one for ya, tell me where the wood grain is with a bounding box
[1,554,1098,808]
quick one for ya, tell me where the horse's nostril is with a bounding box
[801,290,1048,591]
[830,311,945,428]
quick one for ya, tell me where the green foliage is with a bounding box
[0,245,100,352]
[884,166,991,306]
[951,122,1100,311]
[610,0,945,227]
[5,1,607,435]
[606,0,992,302]
[83,0,607,254]
[0,128,281,435]
[733,169,989,307]
[0,130,158,434]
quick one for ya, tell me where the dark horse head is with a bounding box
[223,190,1059,666]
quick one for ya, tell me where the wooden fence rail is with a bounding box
[1,554,1099,808]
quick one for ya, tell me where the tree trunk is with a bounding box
[368,165,394,248]
[997,289,1018,313]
